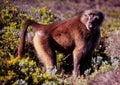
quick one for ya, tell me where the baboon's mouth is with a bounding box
[88,24,93,29]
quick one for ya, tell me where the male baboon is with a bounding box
[18,9,104,77]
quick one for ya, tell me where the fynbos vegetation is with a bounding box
[0,0,120,84]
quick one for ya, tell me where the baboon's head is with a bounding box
[81,9,104,31]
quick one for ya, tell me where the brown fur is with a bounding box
[18,9,104,76]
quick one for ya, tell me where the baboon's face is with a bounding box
[81,9,104,31]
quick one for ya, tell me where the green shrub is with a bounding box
[0,54,63,84]
[0,4,33,57]
[101,9,120,37]
[30,7,59,24]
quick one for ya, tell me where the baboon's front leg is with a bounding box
[72,43,84,77]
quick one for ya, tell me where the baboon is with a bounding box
[18,9,104,77]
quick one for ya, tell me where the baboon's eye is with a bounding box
[89,14,94,17]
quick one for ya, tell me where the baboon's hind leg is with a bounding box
[33,31,56,75]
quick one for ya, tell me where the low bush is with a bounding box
[0,1,120,85]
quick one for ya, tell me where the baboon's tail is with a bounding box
[18,20,38,57]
